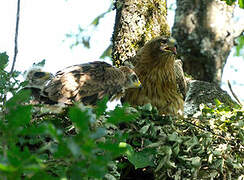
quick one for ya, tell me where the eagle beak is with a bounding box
[167,37,177,55]
[161,37,177,55]
[134,80,142,88]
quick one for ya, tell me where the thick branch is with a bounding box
[172,0,242,84]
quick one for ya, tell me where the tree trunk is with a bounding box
[111,0,170,178]
[112,0,170,66]
[172,0,243,84]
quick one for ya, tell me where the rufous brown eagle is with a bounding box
[123,36,186,116]
[40,61,141,106]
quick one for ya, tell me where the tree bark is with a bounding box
[172,0,244,84]
[112,0,170,66]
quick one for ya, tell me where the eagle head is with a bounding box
[159,37,177,55]
[137,36,177,65]
[25,68,53,89]
[118,66,142,89]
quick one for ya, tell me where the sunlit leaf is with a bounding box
[100,44,112,59]
[238,0,244,8]
[235,35,244,56]
[191,157,201,168]
[32,59,46,68]
[90,5,113,26]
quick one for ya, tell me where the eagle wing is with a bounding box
[174,59,187,99]
[43,61,126,105]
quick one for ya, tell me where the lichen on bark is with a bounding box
[112,0,170,67]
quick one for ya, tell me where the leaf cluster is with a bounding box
[0,94,138,179]
[0,52,243,179]
[222,0,244,8]
[0,52,27,109]
[65,1,113,59]
[124,101,244,179]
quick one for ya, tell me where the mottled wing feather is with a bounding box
[44,61,125,105]
[174,59,187,100]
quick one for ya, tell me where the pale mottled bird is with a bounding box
[123,36,186,116]
[42,61,141,106]
[24,68,54,104]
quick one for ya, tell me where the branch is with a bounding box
[227,80,242,106]
[3,0,21,106]
[10,0,21,74]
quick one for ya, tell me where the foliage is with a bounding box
[112,102,243,179]
[0,52,27,110]
[222,0,244,8]
[0,54,137,179]
[65,1,113,57]
[235,35,244,56]
[65,0,113,60]
[0,52,244,179]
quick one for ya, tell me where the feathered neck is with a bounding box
[135,53,177,90]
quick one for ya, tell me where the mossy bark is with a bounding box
[172,0,243,84]
[112,0,170,67]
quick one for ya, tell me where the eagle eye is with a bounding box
[160,39,167,44]
[33,71,46,78]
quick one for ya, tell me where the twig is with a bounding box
[227,80,242,106]
[10,0,21,74]
[2,0,21,106]
[182,117,231,141]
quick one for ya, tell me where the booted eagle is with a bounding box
[123,36,186,116]
[41,61,141,106]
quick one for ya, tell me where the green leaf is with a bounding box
[68,105,90,133]
[5,89,31,108]
[95,96,108,118]
[100,44,112,59]
[239,0,244,8]
[142,103,153,112]
[157,146,172,157]
[139,124,150,134]
[6,105,32,128]
[0,164,17,172]
[29,172,57,180]
[214,99,222,107]
[120,142,155,169]
[235,35,244,56]
[90,5,112,26]
[90,127,107,140]
[168,132,182,143]
[156,146,176,170]
[98,141,126,157]
[0,52,9,70]
[172,143,180,156]
[183,136,199,152]
[191,157,201,168]
[223,0,236,5]
[67,138,81,158]
[32,59,46,68]
[82,36,91,48]
[107,105,137,125]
